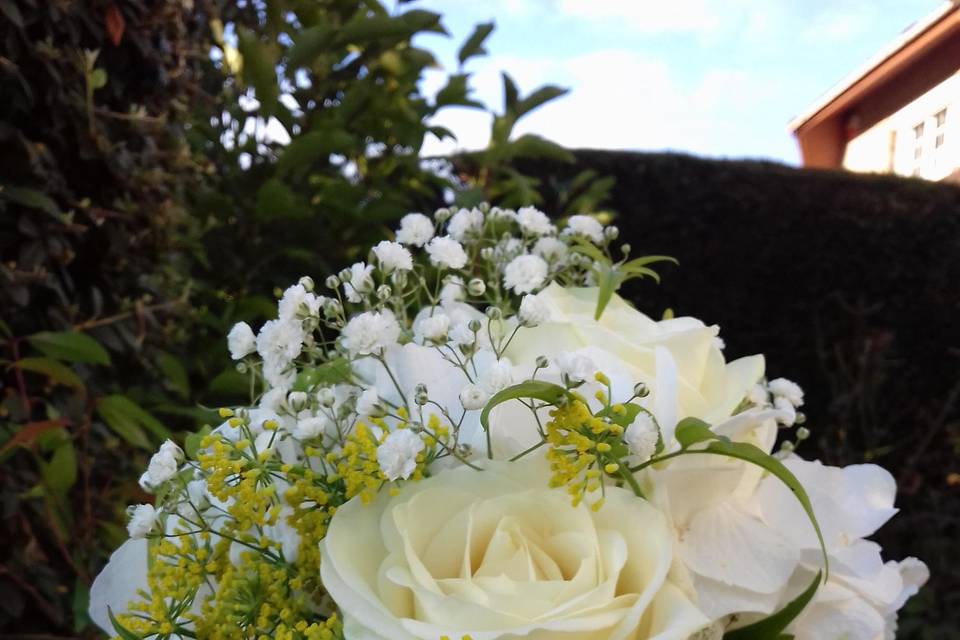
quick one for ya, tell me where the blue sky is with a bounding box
[407,0,942,164]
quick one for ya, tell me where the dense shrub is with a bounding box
[0,1,572,634]
[507,150,960,639]
[0,1,213,632]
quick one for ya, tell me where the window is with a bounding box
[935,108,947,128]
[915,146,923,159]
[914,122,925,139]
[936,133,945,148]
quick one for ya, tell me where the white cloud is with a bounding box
[423,49,791,159]
[557,0,722,34]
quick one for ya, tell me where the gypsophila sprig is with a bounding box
[90,203,926,640]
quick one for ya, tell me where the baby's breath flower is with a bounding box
[343,262,375,303]
[138,439,183,492]
[341,310,400,355]
[459,383,490,410]
[376,429,424,481]
[624,413,659,463]
[447,207,484,241]
[227,321,256,360]
[372,240,413,272]
[565,215,604,243]
[504,254,548,294]
[415,312,450,344]
[356,387,381,418]
[480,358,514,394]
[774,396,798,427]
[533,236,568,262]
[396,212,435,247]
[519,293,551,326]
[426,235,468,269]
[126,503,158,539]
[440,276,465,305]
[278,283,309,320]
[516,206,555,236]
[769,377,804,407]
[556,351,597,383]
[294,415,328,440]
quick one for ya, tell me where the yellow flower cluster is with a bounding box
[544,398,625,510]
[327,421,383,504]
[327,416,428,504]
[115,424,347,640]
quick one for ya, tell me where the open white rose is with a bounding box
[501,283,763,453]
[320,457,708,639]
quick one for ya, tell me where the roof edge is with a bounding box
[788,1,959,133]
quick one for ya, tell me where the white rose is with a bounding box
[503,283,763,450]
[320,458,708,639]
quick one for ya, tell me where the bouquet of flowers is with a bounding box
[90,204,927,640]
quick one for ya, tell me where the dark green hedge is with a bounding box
[517,150,960,638]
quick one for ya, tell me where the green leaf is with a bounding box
[14,357,84,390]
[41,441,77,496]
[621,255,679,270]
[480,380,573,434]
[256,178,310,219]
[458,21,495,66]
[156,352,189,399]
[435,74,484,109]
[690,439,829,575]
[287,25,332,68]
[89,68,108,90]
[0,1,24,28]
[96,395,170,449]
[1,185,60,217]
[275,130,354,177]
[517,85,569,118]
[237,29,279,111]
[502,72,519,113]
[570,240,608,263]
[506,134,574,163]
[293,358,352,391]
[108,607,142,640]
[28,331,111,365]
[724,571,821,639]
[184,424,213,459]
[594,264,623,320]
[674,417,724,448]
[208,368,249,398]
[340,10,444,44]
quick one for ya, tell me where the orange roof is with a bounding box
[789,1,960,135]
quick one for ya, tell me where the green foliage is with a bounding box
[724,571,822,640]
[0,0,586,634]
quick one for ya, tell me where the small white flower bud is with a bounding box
[633,382,649,398]
[298,276,315,292]
[604,226,619,240]
[468,278,486,296]
[480,247,495,261]
[434,207,451,222]
[288,391,308,412]
[376,284,392,301]
[325,275,341,289]
[468,318,482,333]
[536,355,550,369]
[485,306,502,320]
[316,387,336,407]
[796,426,810,440]
[338,268,353,282]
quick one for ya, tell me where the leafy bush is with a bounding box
[0,0,213,632]
[0,0,575,634]
[501,149,960,639]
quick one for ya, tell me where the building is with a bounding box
[789,1,960,181]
